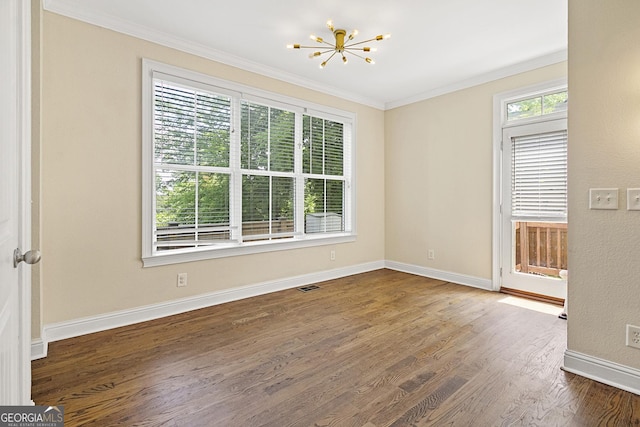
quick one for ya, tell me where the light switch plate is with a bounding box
[628,188,640,211]
[589,188,618,210]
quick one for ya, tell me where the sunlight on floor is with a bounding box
[498,296,564,316]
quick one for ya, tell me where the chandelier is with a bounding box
[287,20,390,68]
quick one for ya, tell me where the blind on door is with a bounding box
[511,130,567,221]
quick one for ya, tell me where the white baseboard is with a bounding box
[40,260,385,348]
[35,260,479,359]
[563,349,640,396]
[385,260,494,291]
[30,337,47,361]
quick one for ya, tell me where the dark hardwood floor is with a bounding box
[32,269,640,426]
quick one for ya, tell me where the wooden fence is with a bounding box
[515,222,567,277]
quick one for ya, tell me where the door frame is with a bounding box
[492,78,567,293]
[13,0,33,405]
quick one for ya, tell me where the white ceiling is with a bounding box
[43,0,568,110]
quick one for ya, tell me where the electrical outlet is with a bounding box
[626,324,640,349]
[428,249,435,260]
[330,250,336,261]
[177,273,188,287]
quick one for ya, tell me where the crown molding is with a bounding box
[43,1,566,111]
[42,0,386,110]
[385,49,567,110]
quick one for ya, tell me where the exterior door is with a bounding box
[501,119,568,300]
[0,0,32,405]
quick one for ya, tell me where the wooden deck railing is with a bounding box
[515,222,567,277]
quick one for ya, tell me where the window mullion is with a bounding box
[193,94,199,246]
[294,112,304,237]
[322,120,326,233]
[343,123,352,232]
[230,96,243,243]
[267,109,272,238]
[268,176,273,238]
[194,171,199,246]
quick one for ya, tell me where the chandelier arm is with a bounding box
[343,47,372,52]
[310,49,336,59]
[326,51,338,61]
[323,50,339,65]
[343,50,367,60]
[344,38,379,48]
[318,40,335,48]
[343,50,375,64]
[295,45,335,50]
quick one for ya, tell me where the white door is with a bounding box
[501,119,568,300]
[0,0,33,405]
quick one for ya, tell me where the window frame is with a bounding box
[142,59,356,267]
[502,85,568,128]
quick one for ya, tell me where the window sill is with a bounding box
[142,233,357,267]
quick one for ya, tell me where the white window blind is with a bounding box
[153,79,233,251]
[303,116,346,234]
[241,100,297,241]
[142,59,355,266]
[511,130,568,220]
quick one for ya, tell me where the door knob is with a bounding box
[13,248,41,268]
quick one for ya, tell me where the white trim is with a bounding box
[491,86,503,292]
[43,261,384,343]
[142,59,357,267]
[143,235,357,267]
[144,59,358,121]
[563,350,640,396]
[386,50,567,110]
[15,0,33,405]
[30,338,47,361]
[42,0,385,110]
[384,261,493,291]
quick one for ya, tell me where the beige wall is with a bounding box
[567,0,640,369]
[38,12,385,325]
[384,63,567,280]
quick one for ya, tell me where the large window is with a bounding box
[142,60,355,266]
